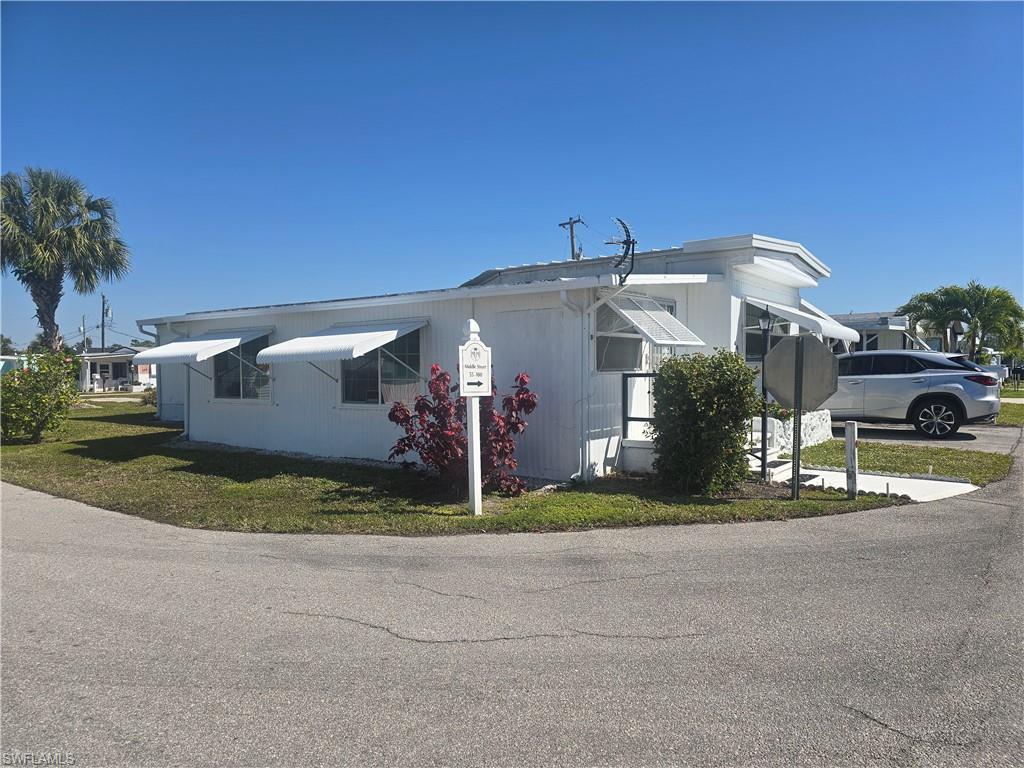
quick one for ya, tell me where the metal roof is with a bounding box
[462,234,830,286]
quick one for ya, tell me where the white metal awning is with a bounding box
[256,319,427,364]
[607,295,705,346]
[747,297,860,343]
[132,328,272,365]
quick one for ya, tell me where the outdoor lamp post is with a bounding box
[758,308,771,482]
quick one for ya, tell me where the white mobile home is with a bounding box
[135,234,859,481]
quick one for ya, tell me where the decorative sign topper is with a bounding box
[459,322,491,398]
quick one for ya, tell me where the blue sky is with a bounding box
[2,1,1021,348]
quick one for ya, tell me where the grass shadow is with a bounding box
[73,411,175,426]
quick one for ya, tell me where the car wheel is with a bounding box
[912,398,962,438]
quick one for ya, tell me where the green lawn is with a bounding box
[997,402,1024,426]
[1,402,902,535]
[798,439,1011,485]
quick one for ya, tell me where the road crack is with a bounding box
[841,705,981,748]
[524,569,698,594]
[391,579,484,601]
[283,611,701,645]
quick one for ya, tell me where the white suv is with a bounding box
[823,351,1001,438]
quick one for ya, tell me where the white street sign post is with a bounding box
[459,319,491,516]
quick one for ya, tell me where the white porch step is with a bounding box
[748,450,793,483]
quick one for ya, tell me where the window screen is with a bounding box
[596,336,643,371]
[213,335,270,400]
[342,330,421,404]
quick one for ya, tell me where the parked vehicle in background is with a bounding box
[823,351,1000,438]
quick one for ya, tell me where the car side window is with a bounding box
[839,356,872,376]
[872,356,911,375]
[906,357,927,372]
[920,356,982,372]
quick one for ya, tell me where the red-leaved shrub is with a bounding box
[388,364,538,496]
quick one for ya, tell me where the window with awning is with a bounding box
[606,295,704,347]
[255,320,426,405]
[132,328,273,365]
[595,294,704,373]
[744,297,860,346]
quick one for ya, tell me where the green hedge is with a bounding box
[650,351,759,495]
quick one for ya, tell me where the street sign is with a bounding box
[762,335,838,411]
[762,334,839,500]
[460,320,489,517]
[459,335,492,398]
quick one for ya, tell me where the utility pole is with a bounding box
[558,215,584,261]
[100,294,108,351]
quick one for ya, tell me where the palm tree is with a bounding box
[958,280,1024,359]
[1,168,129,352]
[896,287,966,352]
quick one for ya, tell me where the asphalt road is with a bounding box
[2,443,1022,767]
[831,422,1021,454]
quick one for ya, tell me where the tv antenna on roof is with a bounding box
[606,217,637,284]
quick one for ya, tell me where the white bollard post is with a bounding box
[845,420,858,499]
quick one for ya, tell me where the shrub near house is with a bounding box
[650,351,759,495]
[1,352,79,442]
[388,365,538,496]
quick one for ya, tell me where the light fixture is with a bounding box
[757,308,771,331]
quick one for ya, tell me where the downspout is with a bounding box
[135,321,162,420]
[561,284,632,482]
[560,290,589,482]
[170,322,190,439]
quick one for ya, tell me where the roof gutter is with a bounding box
[137,273,723,327]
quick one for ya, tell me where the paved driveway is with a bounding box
[2,447,1022,767]
[831,422,1022,454]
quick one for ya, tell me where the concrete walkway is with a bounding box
[802,468,978,502]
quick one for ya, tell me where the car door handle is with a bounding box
[847,380,863,385]
[911,378,926,383]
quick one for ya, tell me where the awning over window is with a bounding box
[747,297,860,343]
[256,320,426,364]
[606,295,705,346]
[132,328,271,365]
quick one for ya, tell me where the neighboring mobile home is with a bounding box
[826,311,940,353]
[78,346,157,392]
[135,234,859,481]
